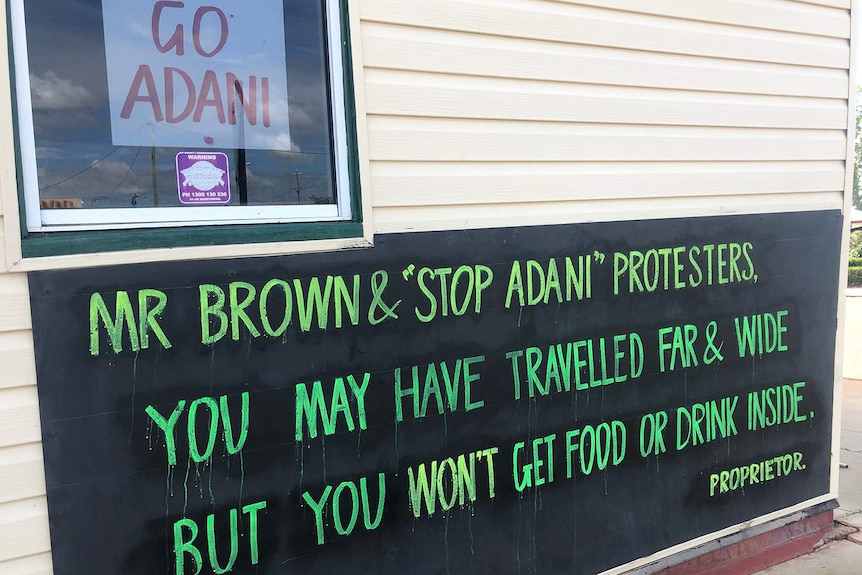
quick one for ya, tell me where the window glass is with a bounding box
[13,0,350,231]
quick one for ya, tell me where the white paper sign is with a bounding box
[101,0,291,151]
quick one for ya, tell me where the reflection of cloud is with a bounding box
[128,21,150,38]
[35,145,66,161]
[30,71,96,110]
[39,158,143,204]
[264,132,324,165]
[266,150,318,165]
[246,164,274,189]
[197,25,224,55]
[249,131,301,152]
[91,159,137,182]
[246,129,324,167]
[289,104,314,127]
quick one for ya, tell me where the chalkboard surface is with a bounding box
[29,211,841,575]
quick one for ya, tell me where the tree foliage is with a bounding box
[855,89,862,210]
[850,229,862,259]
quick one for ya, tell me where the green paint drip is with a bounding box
[183,459,192,516]
[238,452,245,508]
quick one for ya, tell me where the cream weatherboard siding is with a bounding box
[0,0,854,573]
[0,228,50,574]
[361,0,851,232]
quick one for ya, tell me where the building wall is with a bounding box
[362,0,851,231]
[0,0,853,572]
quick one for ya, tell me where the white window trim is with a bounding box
[11,0,353,233]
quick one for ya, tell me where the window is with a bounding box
[10,0,358,244]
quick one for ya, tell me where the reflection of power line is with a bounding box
[90,146,143,204]
[277,149,331,157]
[149,122,159,206]
[304,167,330,183]
[276,166,328,186]
[160,122,330,156]
[295,167,330,194]
[160,122,232,145]
[40,123,148,191]
[292,170,302,204]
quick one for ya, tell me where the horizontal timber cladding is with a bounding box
[0,443,47,505]
[359,0,848,67]
[0,275,33,332]
[28,211,842,575]
[0,387,41,449]
[0,498,51,563]
[529,0,850,36]
[0,553,53,575]
[0,331,37,389]
[361,25,849,98]
[364,72,847,128]
[359,0,851,233]
[792,0,851,10]
[370,161,846,207]
[367,121,848,162]
[371,192,845,233]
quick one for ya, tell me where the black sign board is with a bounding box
[29,211,841,575]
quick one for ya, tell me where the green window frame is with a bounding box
[8,0,362,258]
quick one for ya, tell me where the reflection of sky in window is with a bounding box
[24,0,335,208]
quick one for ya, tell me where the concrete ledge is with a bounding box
[627,501,838,575]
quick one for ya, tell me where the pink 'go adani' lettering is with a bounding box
[123,3,271,127]
[120,66,271,127]
[152,1,229,58]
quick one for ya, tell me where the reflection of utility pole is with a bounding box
[233,80,248,205]
[149,121,159,206]
[293,170,302,204]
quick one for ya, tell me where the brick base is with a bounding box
[655,511,834,575]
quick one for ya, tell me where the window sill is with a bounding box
[13,220,369,271]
